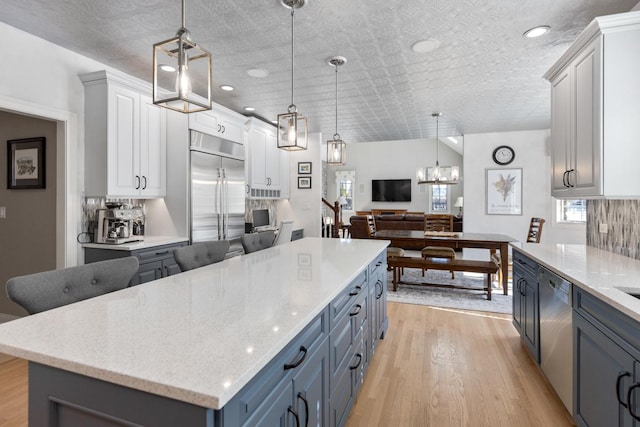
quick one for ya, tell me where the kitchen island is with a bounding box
[0,237,389,426]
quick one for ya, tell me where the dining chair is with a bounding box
[424,214,454,232]
[527,217,546,243]
[241,231,276,254]
[173,240,230,272]
[366,215,377,237]
[492,217,546,286]
[5,256,139,315]
[273,220,295,246]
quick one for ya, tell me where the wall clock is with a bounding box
[492,145,515,165]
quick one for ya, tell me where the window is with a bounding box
[430,185,449,212]
[335,171,356,222]
[557,199,586,223]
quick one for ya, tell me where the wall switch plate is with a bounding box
[0,207,5,218]
[599,223,608,234]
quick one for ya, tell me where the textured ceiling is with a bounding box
[0,0,638,144]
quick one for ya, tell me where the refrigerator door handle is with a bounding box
[222,168,228,239]
[216,168,222,240]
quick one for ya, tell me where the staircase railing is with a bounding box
[321,198,340,238]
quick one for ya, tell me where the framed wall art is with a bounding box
[7,137,46,189]
[298,176,312,189]
[298,162,312,174]
[486,168,522,215]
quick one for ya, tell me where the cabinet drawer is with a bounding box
[132,242,186,261]
[330,271,367,329]
[573,287,640,356]
[225,306,328,425]
[512,250,539,277]
[368,252,386,278]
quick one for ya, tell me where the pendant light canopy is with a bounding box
[417,113,459,185]
[327,56,347,165]
[153,0,212,113]
[277,0,308,151]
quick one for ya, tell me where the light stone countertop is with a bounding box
[82,235,189,251]
[0,238,389,410]
[511,243,640,323]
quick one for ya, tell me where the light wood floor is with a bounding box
[0,357,28,427]
[347,302,574,427]
[0,302,573,427]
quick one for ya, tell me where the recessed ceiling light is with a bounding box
[220,85,234,91]
[247,68,269,78]
[523,25,550,38]
[411,39,440,53]
[244,106,256,112]
[159,64,176,72]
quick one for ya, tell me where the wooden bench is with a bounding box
[387,256,499,300]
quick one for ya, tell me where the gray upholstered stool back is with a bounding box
[5,256,139,315]
[241,231,275,254]
[173,240,230,272]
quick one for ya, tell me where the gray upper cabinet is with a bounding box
[544,12,640,199]
[80,70,167,198]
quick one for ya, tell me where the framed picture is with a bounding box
[298,176,312,189]
[7,137,46,189]
[486,168,522,215]
[298,162,312,174]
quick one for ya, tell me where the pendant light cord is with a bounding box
[290,8,295,108]
[335,66,338,136]
[181,0,186,29]
[435,114,439,163]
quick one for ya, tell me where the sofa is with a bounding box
[349,214,425,239]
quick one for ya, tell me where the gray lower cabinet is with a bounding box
[512,250,540,362]
[369,251,388,352]
[573,287,640,426]
[84,241,187,285]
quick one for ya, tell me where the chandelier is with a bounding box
[417,113,459,185]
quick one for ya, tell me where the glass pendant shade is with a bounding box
[327,136,346,165]
[277,107,308,150]
[153,0,212,113]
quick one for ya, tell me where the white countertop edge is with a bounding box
[510,242,640,324]
[82,235,189,251]
[0,238,390,410]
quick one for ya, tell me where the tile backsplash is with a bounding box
[587,200,640,259]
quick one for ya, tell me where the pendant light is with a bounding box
[327,56,347,165]
[153,0,212,113]
[277,0,308,151]
[417,113,459,185]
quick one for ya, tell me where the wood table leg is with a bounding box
[392,266,398,291]
[486,273,492,300]
[500,243,508,295]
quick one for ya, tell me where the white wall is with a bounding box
[463,129,585,259]
[284,133,323,237]
[0,22,133,269]
[325,138,463,216]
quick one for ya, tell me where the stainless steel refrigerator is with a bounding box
[190,130,246,257]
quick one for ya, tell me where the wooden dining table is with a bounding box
[372,230,517,293]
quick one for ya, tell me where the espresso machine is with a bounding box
[95,208,145,244]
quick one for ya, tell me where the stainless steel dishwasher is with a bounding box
[538,266,573,414]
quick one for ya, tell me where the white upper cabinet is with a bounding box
[81,70,166,198]
[188,105,245,144]
[245,117,290,199]
[544,11,640,199]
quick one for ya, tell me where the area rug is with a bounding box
[386,269,512,314]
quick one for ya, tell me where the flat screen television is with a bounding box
[371,179,411,202]
[252,209,270,229]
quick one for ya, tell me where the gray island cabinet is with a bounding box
[0,238,389,427]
